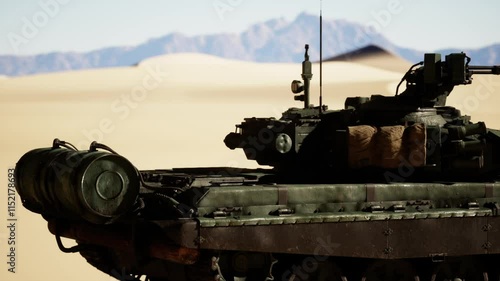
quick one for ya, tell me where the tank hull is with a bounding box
[44,167,500,281]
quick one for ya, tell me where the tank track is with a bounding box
[78,243,500,281]
[79,243,216,281]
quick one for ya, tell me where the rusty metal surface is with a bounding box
[146,231,200,265]
[199,216,500,259]
[49,220,200,265]
[388,217,488,259]
[200,221,388,259]
[153,220,199,249]
[487,216,500,253]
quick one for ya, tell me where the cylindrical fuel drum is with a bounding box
[15,147,140,224]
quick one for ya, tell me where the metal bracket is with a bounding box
[269,208,294,216]
[390,204,406,212]
[407,200,431,212]
[54,223,84,253]
[407,200,431,206]
[485,183,494,198]
[366,184,376,202]
[277,186,288,205]
[211,256,227,281]
[366,205,384,213]
[265,255,279,281]
[467,202,480,210]
[485,202,500,216]
[430,253,447,263]
[208,207,242,218]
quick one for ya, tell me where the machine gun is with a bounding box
[396,52,500,107]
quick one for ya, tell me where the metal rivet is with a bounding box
[482,242,492,249]
[383,228,394,236]
[384,247,393,254]
[482,224,492,232]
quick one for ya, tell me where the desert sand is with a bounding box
[1,51,499,281]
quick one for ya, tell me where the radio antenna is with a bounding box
[319,0,323,114]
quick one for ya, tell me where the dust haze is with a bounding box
[1,51,499,281]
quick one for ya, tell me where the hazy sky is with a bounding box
[1,0,499,56]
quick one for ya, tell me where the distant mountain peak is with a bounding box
[0,14,499,76]
[293,12,319,25]
[261,17,288,28]
[296,12,317,19]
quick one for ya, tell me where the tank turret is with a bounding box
[225,45,500,182]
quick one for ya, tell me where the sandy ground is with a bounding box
[0,52,499,281]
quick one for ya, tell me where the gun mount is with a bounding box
[397,52,500,107]
[14,44,500,281]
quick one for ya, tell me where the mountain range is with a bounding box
[1,12,499,76]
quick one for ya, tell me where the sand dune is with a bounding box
[326,44,411,73]
[0,52,403,105]
[139,52,240,65]
[1,52,500,281]
[139,52,403,85]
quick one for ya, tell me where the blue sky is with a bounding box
[1,0,499,56]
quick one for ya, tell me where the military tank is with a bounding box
[14,44,500,281]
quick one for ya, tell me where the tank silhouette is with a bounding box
[14,45,500,281]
